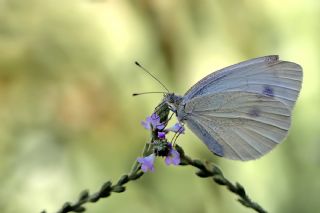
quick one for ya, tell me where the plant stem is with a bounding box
[176,145,267,213]
[42,144,267,213]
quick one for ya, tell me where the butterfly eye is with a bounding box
[165,94,174,103]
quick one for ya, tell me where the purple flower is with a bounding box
[168,123,185,134]
[165,145,181,166]
[157,132,166,139]
[137,154,156,172]
[141,113,165,130]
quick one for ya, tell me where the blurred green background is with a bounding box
[0,0,319,212]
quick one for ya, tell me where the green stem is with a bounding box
[42,143,267,213]
[176,145,267,213]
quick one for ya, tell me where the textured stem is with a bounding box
[42,144,267,213]
[176,145,267,213]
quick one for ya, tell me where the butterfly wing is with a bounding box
[180,91,291,160]
[184,55,303,110]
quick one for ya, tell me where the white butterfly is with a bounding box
[164,55,303,161]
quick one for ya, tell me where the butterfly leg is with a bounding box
[171,123,185,146]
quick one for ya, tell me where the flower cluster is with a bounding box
[141,113,165,130]
[137,113,185,172]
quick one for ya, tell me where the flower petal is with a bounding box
[170,149,181,165]
[168,123,185,134]
[165,156,172,165]
[141,113,165,130]
[137,154,156,172]
[164,145,180,166]
[158,132,166,139]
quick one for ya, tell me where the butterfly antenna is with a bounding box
[135,61,170,93]
[132,91,167,96]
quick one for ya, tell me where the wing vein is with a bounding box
[232,128,263,155]
[196,118,245,160]
[242,126,282,144]
[195,113,289,131]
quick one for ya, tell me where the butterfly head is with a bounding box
[163,93,183,114]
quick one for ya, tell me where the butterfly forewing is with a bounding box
[184,55,302,110]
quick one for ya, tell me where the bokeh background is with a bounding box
[0,0,319,212]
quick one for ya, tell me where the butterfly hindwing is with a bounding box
[181,91,291,160]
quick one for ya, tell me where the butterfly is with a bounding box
[162,55,303,161]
